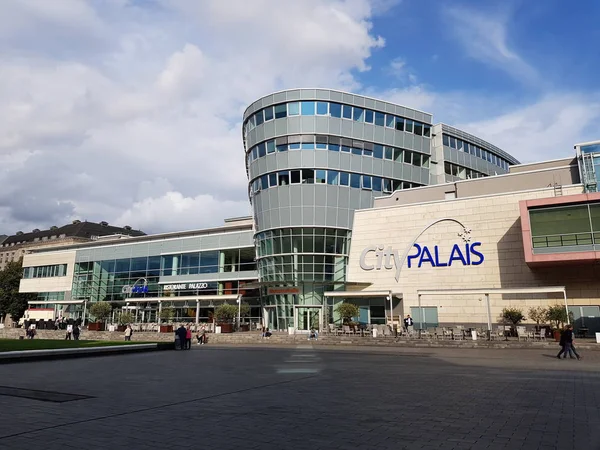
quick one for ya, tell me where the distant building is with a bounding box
[0,220,145,271]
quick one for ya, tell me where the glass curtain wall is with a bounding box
[530,203,600,248]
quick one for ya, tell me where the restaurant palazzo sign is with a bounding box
[163,282,210,291]
[359,242,484,281]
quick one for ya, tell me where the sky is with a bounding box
[0,0,599,235]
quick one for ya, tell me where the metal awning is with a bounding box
[28,300,84,305]
[324,290,402,298]
[122,294,240,303]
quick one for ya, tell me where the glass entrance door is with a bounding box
[296,307,321,331]
[264,307,277,330]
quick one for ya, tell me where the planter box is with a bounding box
[159,325,173,333]
[553,330,561,342]
[219,323,234,333]
[239,324,250,332]
[87,322,105,331]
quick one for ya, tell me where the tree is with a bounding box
[118,312,134,325]
[0,258,36,323]
[528,306,547,329]
[546,305,569,330]
[158,307,174,322]
[335,302,360,324]
[89,301,112,323]
[501,308,525,326]
[214,304,238,323]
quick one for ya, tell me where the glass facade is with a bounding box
[444,162,488,180]
[243,101,431,138]
[530,203,600,248]
[442,133,510,170]
[23,264,67,278]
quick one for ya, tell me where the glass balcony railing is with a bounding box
[532,232,600,249]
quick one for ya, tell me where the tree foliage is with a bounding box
[501,307,525,326]
[546,304,569,330]
[528,306,547,325]
[89,301,112,322]
[335,302,360,324]
[159,307,174,321]
[118,312,134,325]
[0,258,36,322]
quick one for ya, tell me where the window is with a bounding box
[350,173,361,188]
[404,150,412,164]
[316,102,328,115]
[301,142,314,150]
[372,176,382,191]
[394,148,403,162]
[257,143,266,158]
[266,140,275,154]
[330,102,342,118]
[405,119,413,133]
[373,144,383,159]
[269,173,277,187]
[276,143,287,152]
[351,147,362,156]
[255,110,264,126]
[456,139,463,151]
[288,102,300,116]
[413,153,422,166]
[301,101,315,115]
[261,175,268,190]
[353,107,364,122]
[327,170,339,185]
[383,179,392,193]
[341,145,351,153]
[443,135,450,147]
[264,106,274,122]
[316,170,326,183]
[375,111,385,126]
[279,171,290,185]
[384,146,393,160]
[289,142,300,150]
[342,105,352,119]
[385,114,394,128]
[362,175,372,190]
[274,104,287,119]
[329,143,340,152]
[395,117,404,131]
[423,124,431,137]
[291,170,301,184]
[414,122,423,136]
[449,137,456,149]
[302,169,314,184]
[339,172,350,186]
[365,110,374,123]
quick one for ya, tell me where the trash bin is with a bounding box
[471,330,478,341]
[372,328,378,338]
[288,327,295,335]
[214,326,222,334]
[596,332,600,344]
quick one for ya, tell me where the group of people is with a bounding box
[557,324,582,360]
[175,325,208,349]
[260,326,272,339]
[64,324,81,340]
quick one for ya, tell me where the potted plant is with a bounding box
[238,303,251,331]
[501,307,525,336]
[158,307,174,333]
[336,302,360,325]
[214,304,237,333]
[117,312,134,332]
[88,301,112,331]
[546,305,569,341]
[528,306,547,332]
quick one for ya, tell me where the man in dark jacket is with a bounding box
[557,325,576,359]
[176,325,187,350]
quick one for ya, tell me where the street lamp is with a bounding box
[236,295,242,329]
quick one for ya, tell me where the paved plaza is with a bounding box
[0,345,598,450]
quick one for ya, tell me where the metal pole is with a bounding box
[237,295,242,330]
[82,301,87,326]
[563,289,570,324]
[388,291,393,329]
[418,294,422,338]
[195,300,200,325]
[485,293,492,340]
[158,301,162,333]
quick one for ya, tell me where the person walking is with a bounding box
[73,324,80,340]
[557,325,576,359]
[124,325,132,341]
[404,315,414,335]
[176,324,187,350]
[65,324,73,340]
[185,325,192,350]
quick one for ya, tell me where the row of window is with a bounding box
[244,101,431,138]
[256,229,351,257]
[258,255,346,282]
[444,162,488,180]
[442,134,509,170]
[246,135,430,168]
[250,169,421,194]
[23,264,67,279]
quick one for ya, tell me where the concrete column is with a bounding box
[195,300,200,325]
[219,252,225,273]
[171,256,179,276]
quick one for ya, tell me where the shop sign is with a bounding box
[122,279,149,295]
[163,282,209,291]
[359,242,484,281]
[267,287,300,295]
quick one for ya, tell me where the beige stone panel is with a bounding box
[20,277,72,293]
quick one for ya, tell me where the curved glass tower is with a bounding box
[243,89,437,330]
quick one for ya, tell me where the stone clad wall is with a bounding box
[347,185,600,327]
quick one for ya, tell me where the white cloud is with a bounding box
[442,5,539,85]
[0,0,386,234]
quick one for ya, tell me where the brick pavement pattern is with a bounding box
[0,346,597,449]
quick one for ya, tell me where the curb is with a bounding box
[0,343,174,364]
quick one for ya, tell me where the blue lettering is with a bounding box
[469,242,484,265]
[434,245,448,267]
[465,243,471,265]
[418,246,435,268]
[407,244,422,268]
[448,244,467,266]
